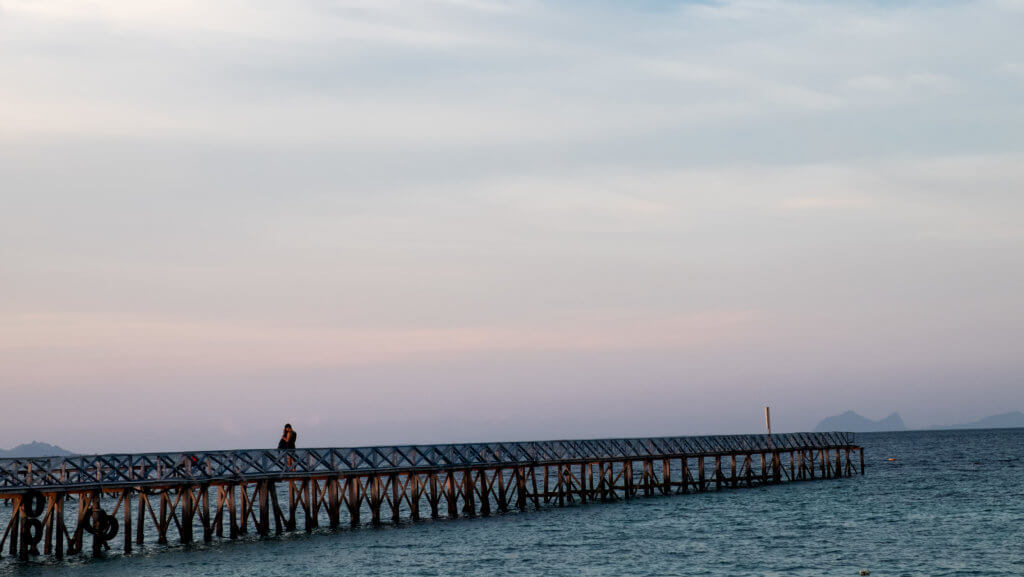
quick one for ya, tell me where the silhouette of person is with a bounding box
[278,423,297,450]
[278,423,297,470]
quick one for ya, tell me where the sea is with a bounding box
[1,429,1022,577]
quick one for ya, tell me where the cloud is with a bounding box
[782,196,869,210]
[847,72,957,99]
[0,309,760,387]
[2,0,1017,153]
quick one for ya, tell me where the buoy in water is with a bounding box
[887,457,896,461]
[860,570,871,576]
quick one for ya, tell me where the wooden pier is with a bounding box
[0,432,863,561]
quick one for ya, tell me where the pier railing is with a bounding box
[0,432,853,492]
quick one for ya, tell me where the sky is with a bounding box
[1,0,1023,453]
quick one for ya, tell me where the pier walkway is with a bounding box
[0,432,863,561]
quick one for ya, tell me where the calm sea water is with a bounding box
[2,429,1022,577]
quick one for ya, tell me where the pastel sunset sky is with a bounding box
[2,0,1023,452]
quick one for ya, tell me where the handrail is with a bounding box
[0,432,856,492]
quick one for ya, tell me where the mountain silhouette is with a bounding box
[934,411,1024,430]
[0,441,74,458]
[815,410,906,432]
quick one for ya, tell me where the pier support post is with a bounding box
[516,467,528,510]
[181,487,194,545]
[227,485,238,538]
[479,470,491,516]
[390,474,401,524]
[10,496,21,559]
[347,477,361,526]
[328,477,340,528]
[305,479,315,531]
[429,474,441,518]
[123,488,132,554]
[446,473,458,519]
[157,491,169,544]
[258,481,270,537]
[497,469,509,512]
[91,490,102,558]
[410,474,422,520]
[369,476,382,526]
[55,493,65,559]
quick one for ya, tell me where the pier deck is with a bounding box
[0,432,863,561]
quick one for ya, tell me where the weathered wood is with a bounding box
[529,466,541,509]
[328,477,341,528]
[445,472,458,519]
[497,469,509,512]
[226,485,238,539]
[516,467,528,510]
[181,486,194,545]
[286,482,296,532]
[135,491,147,545]
[346,477,361,526]
[55,493,65,559]
[11,497,22,560]
[429,473,440,519]
[624,461,634,499]
[389,474,401,524]
[461,470,476,517]
[90,490,102,558]
[257,481,270,537]
[478,470,492,516]
[122,488,132,554]
[306,479,317,531]
[409,474,422,520]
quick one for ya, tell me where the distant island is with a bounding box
[0,441,74,458]
[815,411,907,432]
[815,410,1024,432]
[932,411,1024,430]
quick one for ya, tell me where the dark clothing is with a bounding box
[278,431,296,450]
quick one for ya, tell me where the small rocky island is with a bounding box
[815,411,906,432]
